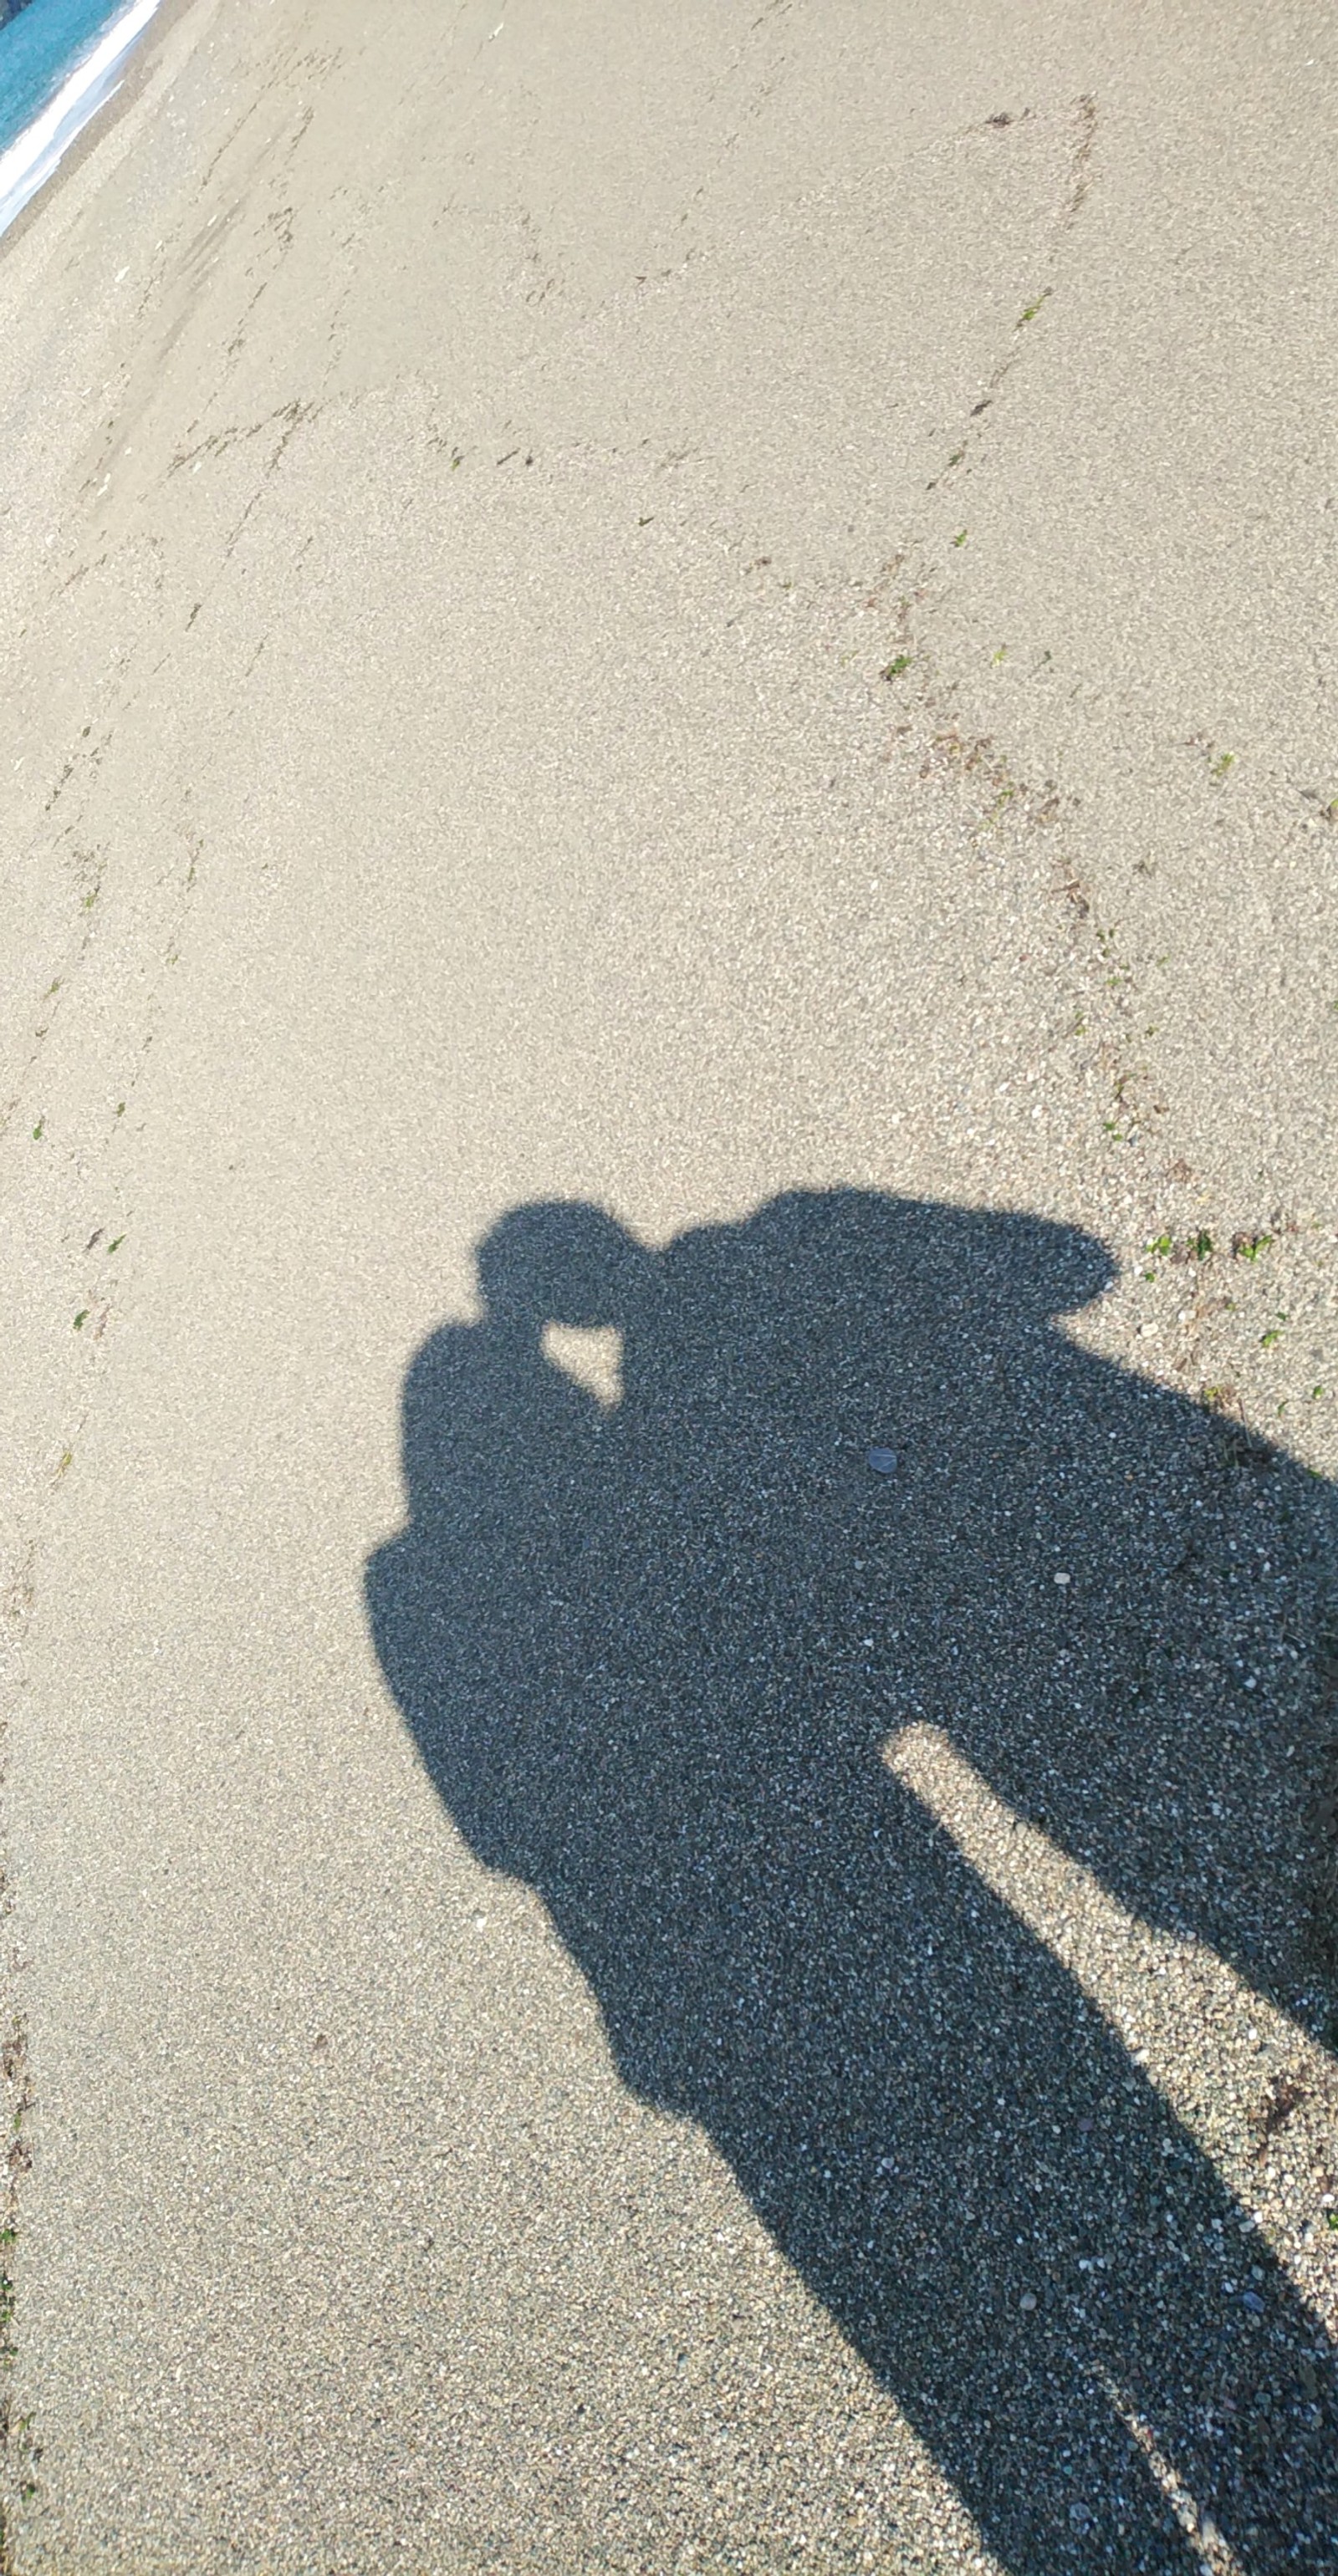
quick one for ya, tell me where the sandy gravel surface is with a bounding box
[0,2,1335,2568]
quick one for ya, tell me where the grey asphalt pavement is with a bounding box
[0,3,1335,2568]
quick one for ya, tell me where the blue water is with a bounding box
[0,0,161,237]
[0,0,130,160]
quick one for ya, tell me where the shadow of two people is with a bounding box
[366,1189,1337,2573]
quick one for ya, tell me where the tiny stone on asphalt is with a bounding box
[866,1446,897,1475]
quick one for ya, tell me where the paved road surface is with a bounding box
[0,3,1335,2568]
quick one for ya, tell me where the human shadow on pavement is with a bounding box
[366,1191,1338,2573]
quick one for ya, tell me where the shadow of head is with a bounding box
[468,1188,1116,1335]
[474,1199,661,1334]
[659,1185,1116,1329]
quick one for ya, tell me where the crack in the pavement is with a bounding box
[0,1993,35,2564]
[927,95,1096,497]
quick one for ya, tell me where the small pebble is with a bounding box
[866,1446,897,1476]
[1053,1570,1070,1588]
[1019,2291,1037,2312]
